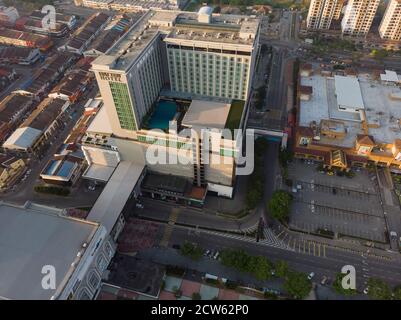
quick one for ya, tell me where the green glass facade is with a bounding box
[109,82,137,131]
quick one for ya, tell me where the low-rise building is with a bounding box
[81,0,113,10]
[0,28,53,51]
[17,16,69,38]
[0,6,19,27]
[40,153,86,186]
[0,201,116,300]
[83,14,134,57]
[0,93,34,143]
[21,53,76,97]
[80,0,185,10]
[49,69,92,103]
[58,12,111,55]
[0,46,40,65]
[295,64,401,172]
[3,98,70,154]
[0,154,25,190]
[29,10,77,30]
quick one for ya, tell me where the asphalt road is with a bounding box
[165,223,401,293]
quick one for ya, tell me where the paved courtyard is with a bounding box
[287,160,387,243]
[117,218,164,253]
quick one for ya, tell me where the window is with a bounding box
[78,288,92,300]
[96,254,107,271]
[88,271,101,291]
[109,82,136,131]
[299,137,310,146]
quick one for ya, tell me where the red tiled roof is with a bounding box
[346,154,368,163]
[294,146,330,159]
[356,134,375,146]
[297,126,314,137]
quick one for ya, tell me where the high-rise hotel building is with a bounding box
[341,0,380,37]
[379,0,401,41]
[306,0,344,30]
[86,9,260,198]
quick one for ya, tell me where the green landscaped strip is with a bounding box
[225,100,245,132]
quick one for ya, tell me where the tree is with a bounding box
[248,256,273,281]
[371,49,389,61]
[275,260,289,278]
[180,241,203,260]
[332,273,357,296]
[267,190,292,221]
[284,272,312,300]
[220,249,272,280]
[192,292,201,300]
[367,278,392,300]
[279,149,293,168]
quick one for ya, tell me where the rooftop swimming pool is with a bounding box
[148,100,177,130]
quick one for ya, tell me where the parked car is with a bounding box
[213,251,220,260]
[363,287,369,294]
[204,249,210,257]
[321,276,328,285]
[135,203,144,209]
[172,244,181,250]
[308,272,315,280]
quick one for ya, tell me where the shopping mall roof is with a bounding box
[299,66,401,146]
[334,75,365,110]
[0,201,99,300]
[86,161,145,233]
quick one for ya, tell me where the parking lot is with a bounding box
[287,160,387,243]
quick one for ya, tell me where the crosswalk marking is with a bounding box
[160,208,180,247]
[194,228,291,250]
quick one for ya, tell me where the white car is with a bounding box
[363,287,369,294]
[307,272,315,280]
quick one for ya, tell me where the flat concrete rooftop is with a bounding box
[299,71,401,146]
[92,9,258,72]
[359,74,401,143]
[0,202,98,300]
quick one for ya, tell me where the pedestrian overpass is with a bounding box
[251,127,288,149]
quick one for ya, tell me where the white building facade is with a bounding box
[379,0,401,41]
[341,0,380,37]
